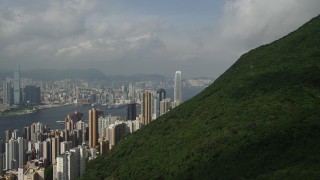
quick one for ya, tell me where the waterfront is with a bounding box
[0,87,205,139]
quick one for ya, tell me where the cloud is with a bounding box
[215,0,320,56]
[0,0,319,77]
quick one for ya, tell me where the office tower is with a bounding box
[51,136,61,164]
[23,126,31,141]
[70,147,80,179]
[79,145,87,176]
[17,137,26,168]
[56,154,67,180]
[73,129,82,146]
[141,91,152,125]
[0,153,3,176]
[127,101,137,120]
[156,89,166,117]
[128,83,136,98]
[88,108,103,148]
[75,86,80,100]
[43,139,51,165]
[7,138,19,170]
[66,151,75,180]
[0,140,5,154]
[23,85,41,105]
[13,64,21,105]
[5,129,11,143]
[90,93,96,104]
[5,143,9,169]
[30,123,36,142]
[3,82,13,105]
[160,98,171,116]
[174,70,182,103]
[75,120,85,144]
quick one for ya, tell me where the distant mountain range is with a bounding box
[0,68,170,82]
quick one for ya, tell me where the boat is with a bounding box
[56,121,65,125]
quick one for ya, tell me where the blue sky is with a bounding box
[0,0,319,78]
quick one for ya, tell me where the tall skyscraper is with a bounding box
[141,91,152,125]
[13,64,21,105]
[88,108,103,148]
[128,83,136,99]
[79,145,88,176]
[56,154,67,180]
[3,82,13,105]
[5,129,11,143]
[17,137,26,168]
[23,85,41,105]
[0,153,3,176]
[174,71,182,103]
[156,89,166,117]
[69,147,82,179]
[127,101,137,120]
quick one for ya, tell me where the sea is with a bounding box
[0,87,205,140]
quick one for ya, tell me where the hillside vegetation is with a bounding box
[82,15,320,179]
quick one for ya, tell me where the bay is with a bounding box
[0,87,205,139]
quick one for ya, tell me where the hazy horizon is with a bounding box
[0,0,319,78]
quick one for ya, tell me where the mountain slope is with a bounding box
[82,15,320,179]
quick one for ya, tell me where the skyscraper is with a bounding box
[17,137,26,168]
[0,154,3,176]
[23,85,41,105]
[3,82,13,105]
[13,64,21,105]
[88,108,103,148]
[141,91,152,125]
[174,71,182,103]
[156,89,166,117]
[127,101,137,120]
[56,154,67,180]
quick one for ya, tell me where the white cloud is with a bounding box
[215,0,320,56]
[0,0,319,77]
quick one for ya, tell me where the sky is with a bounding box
[0,0,319,78]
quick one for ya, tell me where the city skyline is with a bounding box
[0,1,319,78]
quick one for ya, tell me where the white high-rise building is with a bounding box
[13,64,21,105]
[98,116,117,138]
[174,71,182,103]
[5,143,9,170]
[56,154,67,180]
[66,151,75,180]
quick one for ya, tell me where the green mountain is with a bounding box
[82,15,320,179]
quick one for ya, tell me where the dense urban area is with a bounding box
[0,65,212,179]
